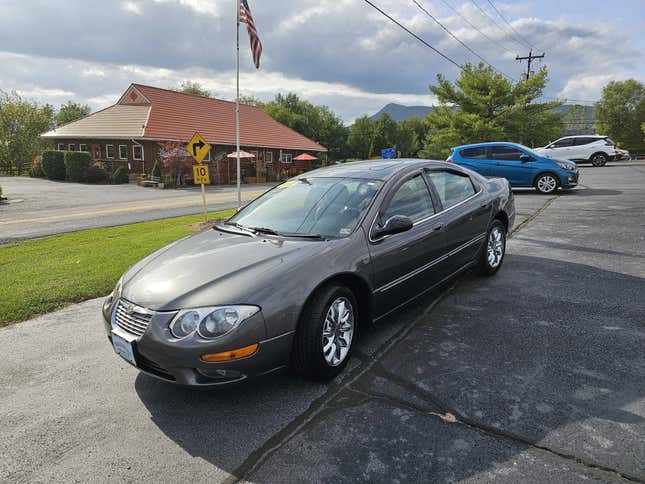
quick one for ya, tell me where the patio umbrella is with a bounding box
[227,150,256,158]
[293,153,318,161]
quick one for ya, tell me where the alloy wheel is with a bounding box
[322,297,354,366]
[537,175,557,193]
[592,154,607,167]
[487,227,504,268]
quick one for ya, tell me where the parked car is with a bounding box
[448,142,579,194]
[615,148,630,160]
[103,159,515,386]
[534,135,617,167]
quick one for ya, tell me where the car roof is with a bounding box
[300,159,452,181]
[556,135,606,140]
[451,141,525,150]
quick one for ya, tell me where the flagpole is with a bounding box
[235,0,241,209]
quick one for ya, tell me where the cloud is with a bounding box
[0,0,641,119]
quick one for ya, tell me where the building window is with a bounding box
[282,153,292,163]
[265,151,273,163]
[203,149,211,162]
[251,150,258,161]
[57,143,65,151]
[106,144,114,159]
[132,144,143,161]
[79,143,88,152]
[68,144,76,151]
[119,145,128,160]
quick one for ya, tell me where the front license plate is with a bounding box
[112,332,136,366]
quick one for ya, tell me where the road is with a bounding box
[0,177,272,243]
[1,162,644,482]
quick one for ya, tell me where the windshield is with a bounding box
[228,177,382,239]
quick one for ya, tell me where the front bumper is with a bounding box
[103,298,294,386]
[559,169,580,188]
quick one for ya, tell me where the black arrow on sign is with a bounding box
[192,140,205,156]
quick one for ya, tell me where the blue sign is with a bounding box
[381,147,397,159]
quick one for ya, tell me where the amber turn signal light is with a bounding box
[201,343,259,362]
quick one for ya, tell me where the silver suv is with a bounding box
[534,135,617,167]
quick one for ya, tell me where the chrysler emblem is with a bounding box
[125,303,135,315]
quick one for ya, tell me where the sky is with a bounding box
[0,0,643,122]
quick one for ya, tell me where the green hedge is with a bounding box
[84,165,109,184]
[65,151,91,182]
[111,166,130,184]
[41,151,66,180]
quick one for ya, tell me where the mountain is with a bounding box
[369,103,434,122]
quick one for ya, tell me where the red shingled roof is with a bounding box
[132,84,327,152]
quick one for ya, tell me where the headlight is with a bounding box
[555,161,574,170]
[169,306,260,339]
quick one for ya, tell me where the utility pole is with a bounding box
[516,49,545,80]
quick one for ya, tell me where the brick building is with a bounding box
[41,84,327,184]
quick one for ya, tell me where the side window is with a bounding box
[460,147,486,159]
[490,146,523,161]
[552,138,574,148]
[427,170,476,209]
[382,175,435,223]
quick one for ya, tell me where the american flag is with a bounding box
[240,0,262,69]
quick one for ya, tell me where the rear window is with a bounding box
[574,137,596,145]
[490,146,524,161]
[460,147,486,159]
[551,138,574,148]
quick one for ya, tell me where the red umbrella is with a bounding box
[227,150,256,158]
[293,153,318,161]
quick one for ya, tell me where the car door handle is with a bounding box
[433,224,443,231]
[481,203,488,209]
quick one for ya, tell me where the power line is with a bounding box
[362,0,464,70]
[485,0,535,50]
[411,0,517,81]
[469,0,527,51]
[516,49,544,80]
[436,0,516,56]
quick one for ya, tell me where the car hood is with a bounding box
[121,228,323,310]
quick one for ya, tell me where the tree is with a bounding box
[55,101,90,126]
[369,113,398,158]
[0,91,54,175]
[562,104,593,133]
[262,93,348,160]
[173,81,211,97]
[595,79,645,152]
[396,117,426,157]
[239,95,263,107]
[419,63,563,159]
[158,141,192,185]
[347,116,373,159]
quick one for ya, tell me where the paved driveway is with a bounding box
[1,163,644,482]
[0,177,272,243]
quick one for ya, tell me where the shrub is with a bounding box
[84,165,108,184]
[30,155,44,178]
[41,150,66,180]
[111,166,130,184]
[151,160,162,179]
[64,151,91,182]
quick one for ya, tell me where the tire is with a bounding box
[292,283,358,380]
[534,173,559,194]
[476,220,506,276]
[590,152,608,167]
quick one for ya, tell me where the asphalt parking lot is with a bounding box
[0,177,272,243]
[1,162,644,482]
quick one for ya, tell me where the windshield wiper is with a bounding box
[249,226,325,240]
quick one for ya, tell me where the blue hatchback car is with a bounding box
[448,142,579,194]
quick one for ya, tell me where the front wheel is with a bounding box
[292,284,357,380]
[535,173,558,194]
[591,153,608,167]
[476,220,506,276]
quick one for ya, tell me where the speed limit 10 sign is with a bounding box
[193,164,210,185]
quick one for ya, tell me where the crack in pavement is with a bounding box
[509,194,559,238]
[229,283,458,483]
[360,365,642,483]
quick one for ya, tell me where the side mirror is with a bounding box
[373,215,413,239]
[519,154,533,162]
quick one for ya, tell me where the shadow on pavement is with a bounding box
[136,255,645,482]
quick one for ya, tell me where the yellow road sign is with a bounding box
[193,164,211,184]
[187,132,211,163]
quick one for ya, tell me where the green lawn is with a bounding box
[0,209,235,326]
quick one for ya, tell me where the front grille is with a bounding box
[137,353,176,381]
[114,299,153,337]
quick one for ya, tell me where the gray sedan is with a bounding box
[102,159,515,386]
